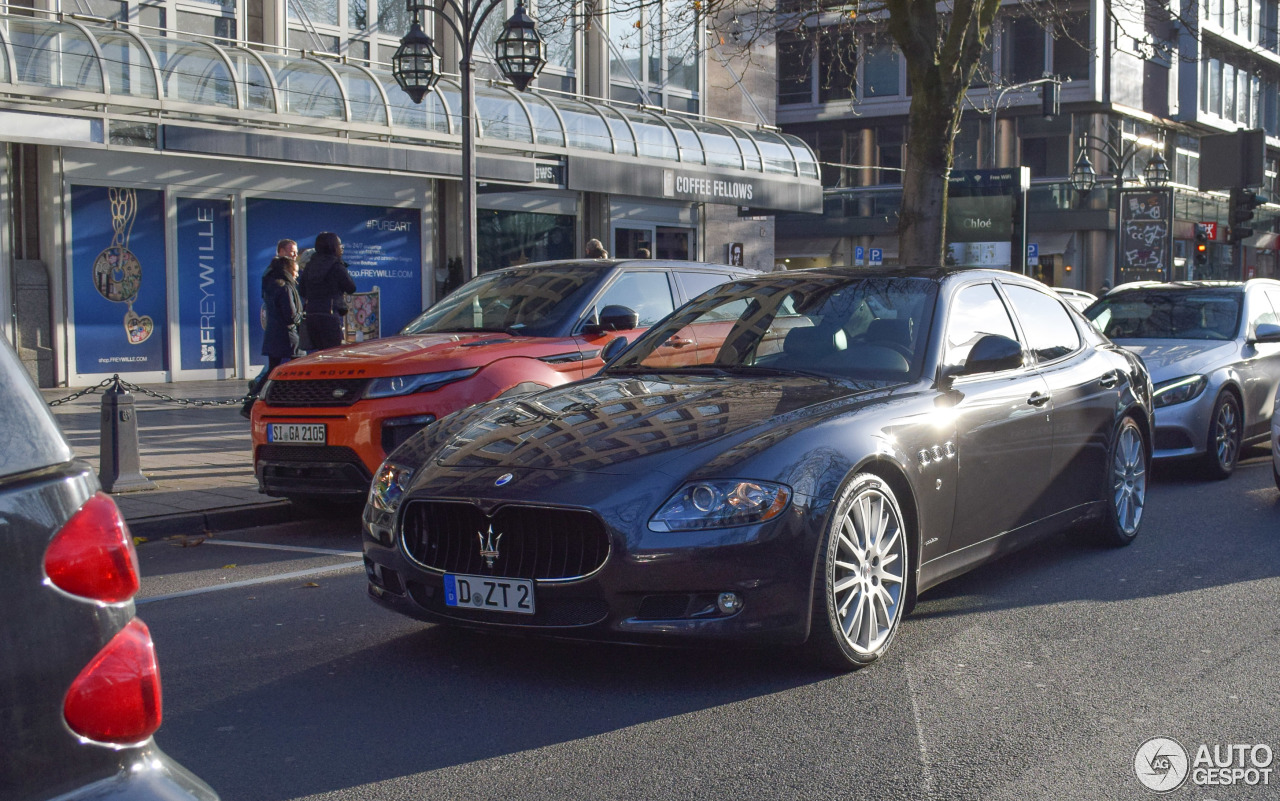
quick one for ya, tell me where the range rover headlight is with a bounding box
[1153,375,1207,408]
[365,369,479,399]
[369,461,415,513]
[649,480,792,532]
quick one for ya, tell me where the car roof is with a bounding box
[1108,280,1249,293]
[484,259,758,276]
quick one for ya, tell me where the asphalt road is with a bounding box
[136,447,1280,801]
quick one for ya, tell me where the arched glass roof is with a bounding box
[0,12,819,180]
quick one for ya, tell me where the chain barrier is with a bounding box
[45,375,251,408]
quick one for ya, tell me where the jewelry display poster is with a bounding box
[176,198,235,370]
[244,199,421,357]
[70,185,168,373]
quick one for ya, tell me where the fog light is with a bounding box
[717,592,742,614]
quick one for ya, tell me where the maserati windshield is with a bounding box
[607,276,937,381]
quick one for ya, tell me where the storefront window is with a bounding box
[477,210,575,274]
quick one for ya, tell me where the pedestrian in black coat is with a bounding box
[261,256,303,371]
[299,231,357,352]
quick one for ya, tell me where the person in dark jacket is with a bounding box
[299,231,357,351]
[261,256,303,371]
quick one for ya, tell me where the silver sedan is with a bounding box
[1084,279,1280,479]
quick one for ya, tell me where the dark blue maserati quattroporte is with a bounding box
[361,268,1154,670]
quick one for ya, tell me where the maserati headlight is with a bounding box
[1153,375,1207,408]
[649,480,792,532]
[369,461,415,513]
[365,369,478,399]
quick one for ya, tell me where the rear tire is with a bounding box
[808,473,910,671]
[1203,392,1241,480]
[1088,416,1149,547]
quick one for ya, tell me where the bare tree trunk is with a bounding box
[898,87,957,266]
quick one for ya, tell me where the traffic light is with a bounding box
[1041,79,1060,119]
[1194,226,1209,267]
[1229,187,1266,243]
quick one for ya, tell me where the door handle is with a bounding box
[1027,391,1052,407]
[664,337,694,348]
[1098,372,1118,388]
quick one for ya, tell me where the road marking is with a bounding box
[201,539,362,558]
[137,561,364,604]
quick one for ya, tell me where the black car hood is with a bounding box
[424,372,895,477]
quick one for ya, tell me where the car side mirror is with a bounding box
[599,305,639,331]
[959,334,1024,375]
[601,336,630,364]
[1252,322,1280,344]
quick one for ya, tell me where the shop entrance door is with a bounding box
[614,225,696,260]
[614,226,654,259]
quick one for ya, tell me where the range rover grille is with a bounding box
[401,501,609,581]
[264,378,370,407]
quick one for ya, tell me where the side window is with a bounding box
[1003,284,1082,362]
[675,271,734,302]
[1262,290,1280,329]
[1250,289,1280,330]
[595,271,675,328]
[945,283,1019,367]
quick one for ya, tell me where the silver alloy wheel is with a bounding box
[1214,398,1240,469]
[830,487,907,655]
[1112,422,1147,535]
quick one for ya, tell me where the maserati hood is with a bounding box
[423,373,890,477]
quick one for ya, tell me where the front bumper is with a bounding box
[361,492,823,648]
[1150,392,1216,459]
[255,443,372,498]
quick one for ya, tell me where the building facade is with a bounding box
[0,0,820,385]
[774,0,1280,292]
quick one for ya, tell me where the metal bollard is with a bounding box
[99,378,157,493]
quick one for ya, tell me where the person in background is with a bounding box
[299,231,356,351]
[636,247,651,258]
[242,255,302,419]
[262,256,303,371]
[585,238,608,259]
[277,238,298,261]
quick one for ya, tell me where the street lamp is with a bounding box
[1069,129,1170,284]
[392,0,547,282]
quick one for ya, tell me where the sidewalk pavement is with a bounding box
[41,378,308,539]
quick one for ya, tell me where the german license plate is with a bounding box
[267,423,326,444]
[444,574,535,615]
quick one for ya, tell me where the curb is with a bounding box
[125,500,301,540]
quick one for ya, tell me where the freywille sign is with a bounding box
[1118,188,1173,282]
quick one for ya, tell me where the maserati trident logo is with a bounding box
[477,524,503,568]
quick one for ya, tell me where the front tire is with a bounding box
[1088,416,1149,547]
[809,473,910,671]
[1203,392,1241,480]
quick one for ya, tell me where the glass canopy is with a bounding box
[0,12,819,179]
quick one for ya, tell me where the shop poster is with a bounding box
[176,198,235,370]
[70,186,168,373]
[244,199,421,358]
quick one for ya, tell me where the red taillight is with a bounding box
[44,492,140,603]
[63,618,163,744]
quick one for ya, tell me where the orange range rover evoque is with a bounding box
[251,258,753,506]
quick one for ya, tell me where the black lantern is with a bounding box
[494,0,546,92]
[391,19,441,104]
[1143,149,1170,188]
[1069,147,1098,194]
